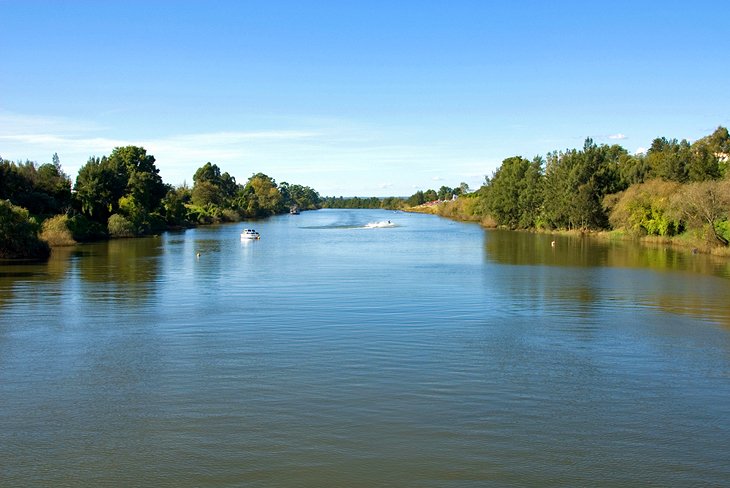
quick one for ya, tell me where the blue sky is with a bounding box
[2,0,729,196]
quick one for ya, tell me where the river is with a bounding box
[1,209,729,486]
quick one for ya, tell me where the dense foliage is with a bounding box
[321,196,405,210]
[321,183,470,211]
[0,153,72,216]
[2,126,729,260]
[0,200,51,260]
[427,126,730,250]
[0,147,320,259]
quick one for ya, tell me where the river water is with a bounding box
[2,209,729,487]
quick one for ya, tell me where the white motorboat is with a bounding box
[241,228,261,240]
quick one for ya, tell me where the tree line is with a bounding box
[0,146,320,259]
[3,126,729,260]
[320,183,471,210]
[435,126,730,249]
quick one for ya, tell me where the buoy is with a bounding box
[551,240,556,247]
[196,252,201,258]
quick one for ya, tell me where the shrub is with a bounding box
[67,214,107,242]
[40,214,76,246]
[220,208,241,222]
[0,199,51,260]
[606,179,681,236]
[147,212,168,233]
[670,180,730,246]
[107,214,135,238]
[716,219,730,244]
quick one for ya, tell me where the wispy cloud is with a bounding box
[608,133,627,140]
[0,110,491,195]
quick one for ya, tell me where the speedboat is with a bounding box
[241,229,261,240]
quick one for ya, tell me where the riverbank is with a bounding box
[407,199,730,258]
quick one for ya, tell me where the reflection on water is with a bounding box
[0,247,73,309]
[1,210,730,487]
[486,228,730,278]
[75,237,163,306]
[484,229,730,326]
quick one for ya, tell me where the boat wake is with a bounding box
[364,220,395,228]
[301,220,397,230]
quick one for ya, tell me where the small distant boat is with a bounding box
[241,229,261,240]
[290,205,300,215]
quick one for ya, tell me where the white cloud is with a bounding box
[608,133,627,140]
[634,147,647,155]
[0,110,104,135]
[0,110,493,196]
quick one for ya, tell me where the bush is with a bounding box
[40,214,76,246]
[67,214,107,242]
[147,212,168,233]
[107,214,135,238]
[0,199,51,260]
[220,208,241,222]
[670,180,730,246]
[606,180,681,236]
[716,219,730,244]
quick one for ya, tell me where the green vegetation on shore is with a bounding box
[412,127,730,255]
[3,126,729,261]
[0,147,319,260]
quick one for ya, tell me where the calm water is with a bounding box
[2,209,730,487]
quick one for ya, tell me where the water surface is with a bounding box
[2,209,729,486]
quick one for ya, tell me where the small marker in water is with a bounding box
[551,240,556,247]
[196,252,201,258]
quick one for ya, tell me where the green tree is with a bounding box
[191,162,235,209]
[485,156,532,228]
[542,139,623,230]
[0,157,72,215]
[282,183,320,210]
[484,156,545,229]
[192,180,224,207]
[108,146,167,214]
[518,157,544,228]
[437,186,454,200]
[36,161,72,210]
[687,127,729,181]
[74,156,127,222]
[193,162,222,185]
[242,173,282,217]
[0,199,50,260]
[617,153,650,186]
[74,146,166,235]
[161,185,191,226]
[407,190,426,207]
[646,137,690,182]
